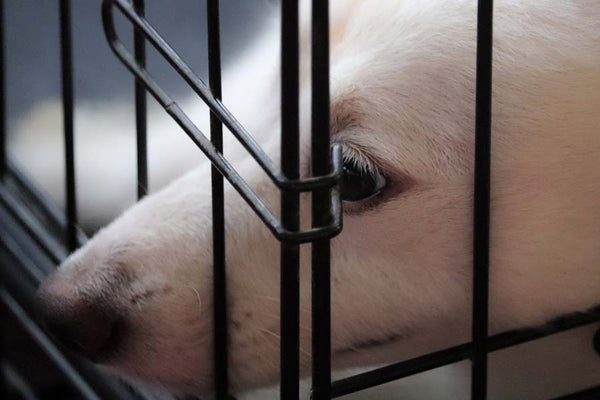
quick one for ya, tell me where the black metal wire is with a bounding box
[1,216,54,285]
[101,0,343,243]
[6,162,87,247]
[0,3,6,394]
[311,1,332,400]
[0,301,5,400]
[472,0,494,399]
[206,0,229,399]
[134,0,147,199]
[0,290,101,400]
[104,1,339,190]
[102,2,600,399]
[0,187,156,400]
[0,0,5,180]
[550,385,600,400]
[0,2,584,400]
[330,307,600,398]
[3,362,43,400]
[59,0,77,252]
[0,185,67,262]
[280,1,301,399]
[0,0,8,398]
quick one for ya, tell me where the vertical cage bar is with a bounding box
[0,1,6,391]
[0,0,5,180]
[207,0,228,399]
[60,0,77,252]
[280,1,300,399]
[134,0,147,199]
[471,0,494,399]
[311,1,331,400]
[0,298,5,399]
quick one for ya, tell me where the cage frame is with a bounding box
[0,1,599,400]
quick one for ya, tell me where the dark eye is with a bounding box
[341,161,386,202]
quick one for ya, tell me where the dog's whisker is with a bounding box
[184,285,203,313]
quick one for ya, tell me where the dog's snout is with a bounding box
[35,275,118,360]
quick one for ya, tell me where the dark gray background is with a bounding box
[4,0,273,130]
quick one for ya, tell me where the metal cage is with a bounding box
[1,1,600,400]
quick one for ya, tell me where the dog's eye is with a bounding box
[341,161,386,202]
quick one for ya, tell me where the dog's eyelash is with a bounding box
[336,143,392,214]
[339,144,381,175]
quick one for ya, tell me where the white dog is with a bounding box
[17,0,600,398]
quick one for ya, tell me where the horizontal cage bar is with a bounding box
[330,306,600,397]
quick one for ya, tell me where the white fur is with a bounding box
[15,0,600,398]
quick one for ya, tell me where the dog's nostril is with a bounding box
[35,281,117,360]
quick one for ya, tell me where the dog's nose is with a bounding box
[35,277,117,360]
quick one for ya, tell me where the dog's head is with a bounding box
[35,0,600,395]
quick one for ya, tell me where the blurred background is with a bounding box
[5,0,277,231]
[4,0,272,128]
